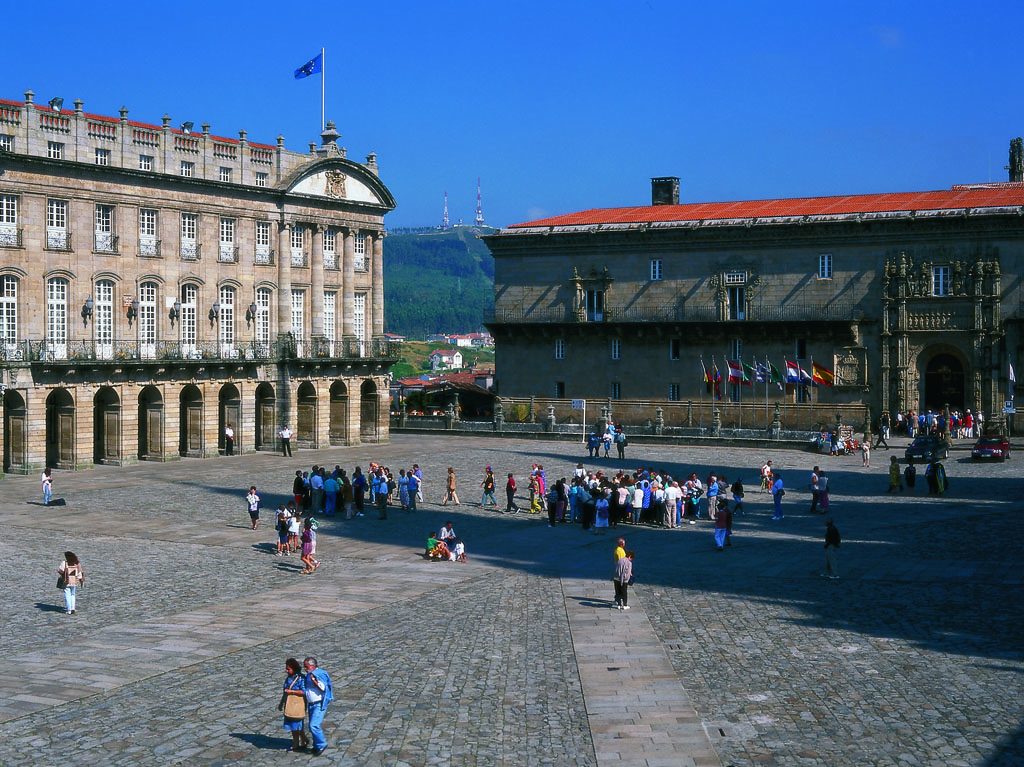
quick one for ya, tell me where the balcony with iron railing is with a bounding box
[290,249,309,267]
[277,335,397,361]
[255,246,275,266]
[180,241,201,261]
[44,229,73,252]
[218,244,239,264]
[486,301,861,325]
[0,225,23,248]
[139,238,162,258]
[94,232,119,254]
[23,339,274,364]
[323,251,339,270]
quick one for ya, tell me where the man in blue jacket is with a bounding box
[303,657,334,756]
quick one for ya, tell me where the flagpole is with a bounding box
[321,47,325,130]
[765,354,769,428]
[737,356,743,429]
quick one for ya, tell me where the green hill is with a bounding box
[383,226,496,337]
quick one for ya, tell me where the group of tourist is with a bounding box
[887,455,948,495]
[585,422,629,459]
[278,657,333,755]
[425,520,469,562]
[888,408,984,439]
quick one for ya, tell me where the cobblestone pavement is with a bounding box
[0,433,1021,766]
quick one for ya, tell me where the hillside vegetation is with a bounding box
[383,226,496,338]
[389,340,496,380]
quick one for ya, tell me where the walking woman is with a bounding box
[613,551,633,610]
[57,551,84,615]
[300,518,319,574]
[278,657,310,752]
[41,467,53,506]
[443,467,461,506]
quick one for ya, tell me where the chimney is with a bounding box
[1009,138,1024,183]
[651,176,680,206]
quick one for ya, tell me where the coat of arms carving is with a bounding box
[324,170,347,199]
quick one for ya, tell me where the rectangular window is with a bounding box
[669,339,681,360]
[727,285,746,320]
[0,275,17,347]
[354,232,367,270]
[353,293,367,354]
[0,194,17,247]
[323,291,336,345]
[0,134,13,152]
[932,265,950,297]
[218,167,233,183]
[669,383,681,401]
[219,218,236,262]
[138,154,153,171]
[255,287,271,349]
[585,289,604,322]
[291,225,305,266]
[46,199,69,249]
[729,338,742,359]
[611,338,621,360]
[818,253,833,279]
[255,172,268,188]
[94,280,114,358]
[94,204,115,252]
[180,212,198,260]
[555,381,565,398]
[47,141,64,160]
[218,286,235,353]
[180,160,194,177]
[180,284,197,353]
[46,278,68,358]
[554,338,566,359]
[95,148,110,166]
[255,221,272,264]
[139,208,158,257]
[650,258,663,281]
[138,282,157,356]
[291,290,305,342]
[610,382,621,400]
[724,271,747,286]
[795,338,808,360]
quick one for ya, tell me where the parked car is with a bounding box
[971,434,1011,461]
[905,435,949,462]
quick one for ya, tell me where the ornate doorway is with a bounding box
[923,353,965,411]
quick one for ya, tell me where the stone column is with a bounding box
[277,222,292,338]
[342,228,355,340]
[310,224,325,339]
[371,231,385,337]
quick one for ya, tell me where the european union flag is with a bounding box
[294,53,322,79]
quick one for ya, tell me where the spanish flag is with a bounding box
[812,362,835,387]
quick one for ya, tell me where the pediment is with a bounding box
[284,158,395,210]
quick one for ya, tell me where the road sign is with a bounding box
[571,399,586,410]
[1003,400,1016,414]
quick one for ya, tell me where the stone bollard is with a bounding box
[445,401,456,430]
[399,399,408,428]
[769,403,782,440]
[655,406,664,435]
[528,395,536,423]
[545,404,556,432]
[711,406,722,437]
[686,400,693,427]
[645,418,653,434]
[493,398,504,432]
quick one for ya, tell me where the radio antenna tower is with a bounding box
[475,177,485,226]
[442,191,450,230]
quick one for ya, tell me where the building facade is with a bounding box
[484,175,1024,428]
[0,90,396,474]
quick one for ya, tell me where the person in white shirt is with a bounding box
[279,425,293,457]
[664,481,682,529]
[438,521,456,543]
[224,423,235,456]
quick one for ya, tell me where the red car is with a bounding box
[971,435,1011,461]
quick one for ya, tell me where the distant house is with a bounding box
[467,332,494,348]
[384,332,406,343]
[429,349,463,371]
[426,333,449,344]
[448,334,474,347]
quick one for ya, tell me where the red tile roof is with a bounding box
[509,184,1024,229]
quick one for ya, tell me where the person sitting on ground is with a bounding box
[438,521,456,543]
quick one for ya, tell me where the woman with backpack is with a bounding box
[57,551,84,615]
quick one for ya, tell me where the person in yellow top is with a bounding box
[614,537,626,562]
[888,455,902,493]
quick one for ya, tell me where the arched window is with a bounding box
[46,277,68,359]
[219,285,235,356]
[255,287,271,352]
[180,283,198,355]
[0,275,17,353]
[95,278,114,358]
[139,281,157,358]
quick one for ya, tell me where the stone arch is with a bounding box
[329,380,349,445]
[138,386,164,460]
[255,382,276,450]
[3,389,27,473]
[93,386,121,464]
[179,384,204,457]
[45,387,75,469]
[219,383,242,455]
[360,379,379,443]
[296,381,318,448]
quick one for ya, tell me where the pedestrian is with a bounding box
[246,485,261,530]
[279,424,293,457]
[302,657,333,756]
[714,497,733,550]
[224,423,235,455]
[480,467,498,508]
[412,464,424,504]
[888,455,902,493]
[352,466,366,515]
[442,467,460,506]
[771,473,785,520]
[615,430,627,459]
[310,468,325,513]
[505,473,519,513]
[861,440,871,467]
[41,467,53,506]
[276,506,291,556]
[809,466,821,514]
[278,657,309,752]
[398,469,411,511]
[730,477,745,514]
[903,458,917,491]
[406,469,419,512]
[300,518,319,573]
[613,550,634,610]
[287,506,302,552]
[873,413,890,449]
[324,472,338,515]
[818,470,831,512]
[57,550,84,615]
[292,470,304,508]
[760,460,773,493]
[822,518,841,579]
[594,489,610,533]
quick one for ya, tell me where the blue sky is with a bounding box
[3,1,1021,228]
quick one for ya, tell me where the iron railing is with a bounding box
[11,338,397,363]
[139,238,161,258]
[487,301,861,324]
[94,233,119,254]
[44,230,73,252]
[180,242,202,261]
[0,226,24,248]
[255,247,275,266]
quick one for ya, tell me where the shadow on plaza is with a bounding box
[229,732,292,752]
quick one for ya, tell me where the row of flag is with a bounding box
[700,357,835,399]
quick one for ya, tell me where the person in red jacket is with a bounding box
[505,473,519,514]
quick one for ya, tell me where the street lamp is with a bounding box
[209,301,220,324]
[81,297,94,325]
[169,299,181,326]
[245,301,258,327]
[127,299,139,327]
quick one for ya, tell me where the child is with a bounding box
[276,506,291,556]
[730,477,745,514]
[888,455,902,493]
[904,459,917,491]
[452,538,467,563]
[287,505,302,553]
[246,486,261,530]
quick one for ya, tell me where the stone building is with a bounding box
[484,171,1024,428]
[0,90,396,473]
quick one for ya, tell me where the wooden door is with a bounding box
[103,409,120,461]
[360,397,377,441]
[146,407,163,457]
[297,403,314,445]
[5,413,25,470]
[259,401,275,449]
[224,403,241,452]
[58,412,74,466]
[329,398,347,444]
[187,407,202,453]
